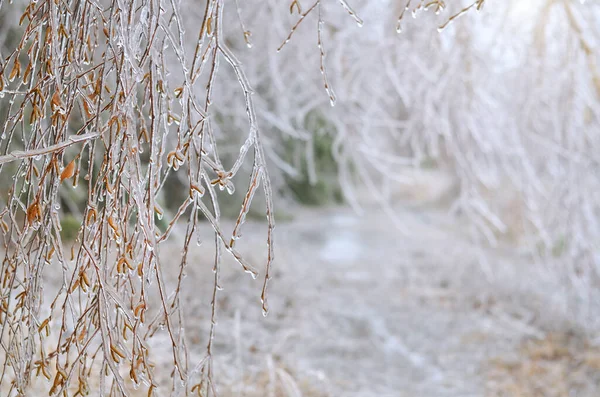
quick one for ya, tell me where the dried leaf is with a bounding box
[58,24,68,38]
[38,318,50,334]
[86,207,97,224]
[174,86,183,98]
[61,158,76,181]
[22,62,32,84]
[206,17,213,36]
[290,0,301,14]
[51,91,63,112]
[82,98,92,118]
[19,10,29,25]
[9,58,21,82]
[26,201,41,225]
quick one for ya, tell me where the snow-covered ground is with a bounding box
[151,201,600,396]
[5,181,600,396]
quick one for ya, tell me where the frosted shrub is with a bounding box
[0,0,598,395]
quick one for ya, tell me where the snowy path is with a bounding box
[159,205,585,396]
[11,204,599,396]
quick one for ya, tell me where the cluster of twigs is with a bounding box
[0,0,279,394]
[1,0,597,395]
[277,0,485,105]
[241,0,600,326]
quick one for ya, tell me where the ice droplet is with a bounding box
[329,94,337,107]
[245,269,258,279]
[225,181,235,195]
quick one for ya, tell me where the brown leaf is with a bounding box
[29,104,40,124]
[22,62,32,84]
[290,0,301,14]
[9,58,21,82]
[19,11,29,26]
[82,98,92,118]
[206,17,212,36]
[58,24,67,38]
[26,201,41,225]
[86,207,97,224]
[174,87,183,98]
[51,91,63,113]
[38,318,50,334]
[61,158,76,181]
